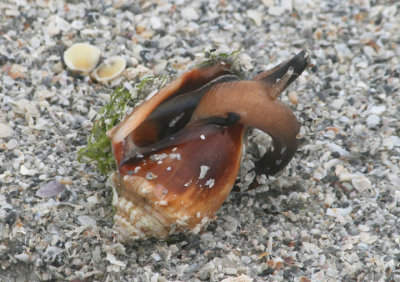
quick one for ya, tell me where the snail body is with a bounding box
[108,51,310,241]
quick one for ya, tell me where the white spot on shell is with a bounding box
[205,178,215,188]
[200,135,205,140]
[156,200,168,206]
[150,153,168,162]
[166,166,172,171]
[145,172,157,180]
[199,165,209,180]
[169,153,181,160]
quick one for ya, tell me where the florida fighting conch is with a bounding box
[104,50,311,241]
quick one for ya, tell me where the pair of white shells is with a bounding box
[63,43,126,83]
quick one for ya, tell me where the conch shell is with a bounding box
[108,51,310,241]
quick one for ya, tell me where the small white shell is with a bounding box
[63,43,101,74]
[91,56,126,83]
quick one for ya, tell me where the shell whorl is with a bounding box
[112,173,171,240]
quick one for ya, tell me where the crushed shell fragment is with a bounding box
[91,56,126,82]
[63,43,101,73]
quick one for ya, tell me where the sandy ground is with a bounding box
[1,0,400,281]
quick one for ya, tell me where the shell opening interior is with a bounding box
[132,74,240,148]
